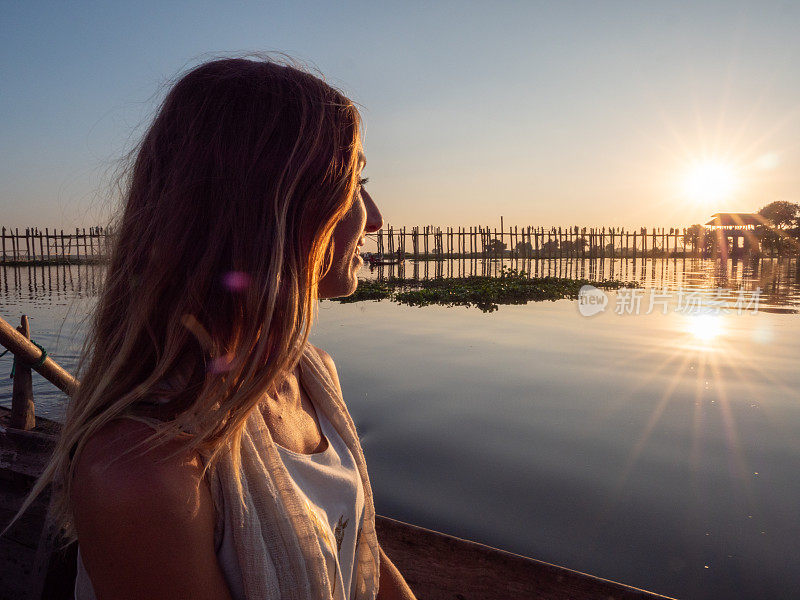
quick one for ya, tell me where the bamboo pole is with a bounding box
[469,226,473,257]
[568,229,574,271]
[0,314,78,396]
[581,227,586,259]
[601,228,605,259]
[10,315,36,430]
[558,227,563,259]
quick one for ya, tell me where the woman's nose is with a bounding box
[362,189,383,233]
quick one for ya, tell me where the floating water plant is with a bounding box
[330,267,636,312]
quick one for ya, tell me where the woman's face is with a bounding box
[317,152,382,299]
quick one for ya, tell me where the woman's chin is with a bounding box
[351,253,363,278]
[318,256,361,299]
[321,278,358,300]
[345,265,360,294]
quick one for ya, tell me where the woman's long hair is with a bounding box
[11,55,363,541]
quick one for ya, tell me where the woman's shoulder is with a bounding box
[309,343,334,367]
[308,343,342,391]
[71,419,227,599]
[72,417,211,529]
[73,418,203,491]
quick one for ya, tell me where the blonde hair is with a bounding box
[12,55,362,542]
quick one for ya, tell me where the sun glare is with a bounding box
[685,314,725,343]
[682,161,739,204]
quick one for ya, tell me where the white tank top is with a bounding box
[74,397,365,600]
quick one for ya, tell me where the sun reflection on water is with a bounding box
[684,314,725,344]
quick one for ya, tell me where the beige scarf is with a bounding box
[204,344,380,600]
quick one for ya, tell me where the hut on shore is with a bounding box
[705,212,770,258]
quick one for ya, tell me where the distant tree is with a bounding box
[757,201,800,256]
[683,224,718,255]
[683,224,706,254]
[755,225,793,257]
[758,200,800,229]
[541,240,559,255]
[560,237,588,255]
[514,241,533,257]
[485,238,506,254]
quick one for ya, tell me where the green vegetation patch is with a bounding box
[335,279,394,303]
[330,268,636,312]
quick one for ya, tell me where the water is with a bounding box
[364,256,800,312]
[2,260,799,599]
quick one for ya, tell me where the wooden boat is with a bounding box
[0,314,675,600]
[367,253,404,266]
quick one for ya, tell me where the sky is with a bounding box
[2,0,800,230]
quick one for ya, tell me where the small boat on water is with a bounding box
[0,314,675,600]
[366,252,404,266]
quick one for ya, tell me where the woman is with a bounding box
[18,56,416,599]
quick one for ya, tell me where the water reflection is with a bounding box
[1,262,102,305]
[309,301,800,600]
[0,264,97,420]
[1,262,799,599]
[364,256,800,312]
[684,314,725,344]
[3,258,799,310]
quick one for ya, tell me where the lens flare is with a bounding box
[222,271,251,292]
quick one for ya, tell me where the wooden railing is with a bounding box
[3,221,795,265]
[1,227,109,264]
[371,223,788,260]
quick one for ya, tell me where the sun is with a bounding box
[682,161,739,204]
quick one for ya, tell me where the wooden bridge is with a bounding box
[2,219,796,265]
[370,222,787,260]
[1,227,108,265]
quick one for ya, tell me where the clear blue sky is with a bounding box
[2,1,799,230]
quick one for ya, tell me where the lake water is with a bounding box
[2,259,799,600]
